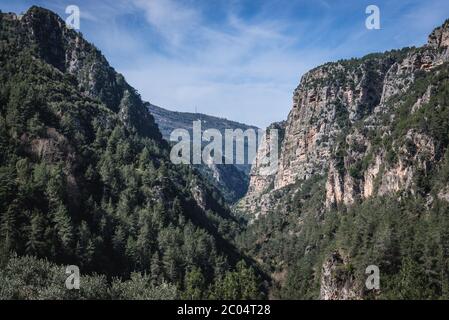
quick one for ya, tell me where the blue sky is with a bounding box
[2,0,449,128]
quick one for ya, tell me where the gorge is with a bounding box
[1,5,449,300]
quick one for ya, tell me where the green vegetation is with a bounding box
[0,254,178,299]
[238,54,449,300]
[2,6,449,301]
[240,182,449,299]
[0,7,263,299]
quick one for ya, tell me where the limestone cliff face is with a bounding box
[241,19,449,218]
[236,121,286,217]
[275,56,392,190]
[319,251,361,300]
[428,19,449,49]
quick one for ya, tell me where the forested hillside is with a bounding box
[0,6,263,299]
[3,5,449,301]
[237,19,449,299]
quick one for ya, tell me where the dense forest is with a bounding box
[0,7,263,299]
[238,55,449,299]
[2,6,449,301]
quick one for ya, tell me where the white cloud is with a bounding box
[132,0,201,47]
[2,0,447,128]
[114,0,325,127]
[59,0,449,128]
[121,45,329,128]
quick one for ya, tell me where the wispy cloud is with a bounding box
[132,0,200,47]
[115,0,326,126]
[3,0,449,127]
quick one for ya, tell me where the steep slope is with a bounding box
[0,7,263,299]
[238,19,449,299]
[148,103,258,203]
[236,120,286,218]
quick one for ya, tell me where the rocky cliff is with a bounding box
[319,251,360,300]
[238,19,449,299]
[236,121,286,217]
[241,19,449,216]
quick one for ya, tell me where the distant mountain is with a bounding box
[148,103,259,203]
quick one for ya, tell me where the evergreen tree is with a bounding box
[182,267,206,300]
[25,210,47,257]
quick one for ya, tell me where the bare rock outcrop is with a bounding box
[320,251,361,300]
[240,19,449,218]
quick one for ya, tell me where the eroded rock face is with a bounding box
[438,187,449,202]
[325,161,358,208]
[236,121,286,217]
[320,251,361,300]
[428,19,449,49]
[363,155,382,199]
[241,19,449,218]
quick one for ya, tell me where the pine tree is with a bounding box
[139,147,151,170]
[396,256,428,299]
[75,221,94,268]
[150,252,162,284]
[162,246,179,283]
[136,222,151,269]
[52,202,73,254]
[25,210,47,257]
[182,267,205,299]
[0,206,17,263]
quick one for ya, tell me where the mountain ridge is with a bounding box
[2,5,449,300]
[0,6,265,299]
[148,103,259,203]
[237,18,449,299]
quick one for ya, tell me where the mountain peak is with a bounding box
[428,18,449,48]
[2,6,162,140]
[23,5,66,26]
[27,5,57,14]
